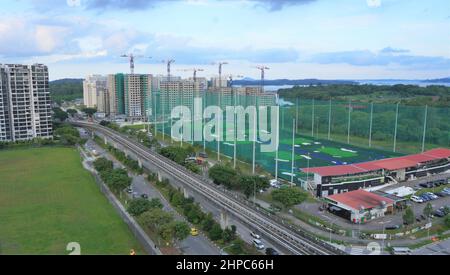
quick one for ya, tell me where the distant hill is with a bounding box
[233,78,357,86]
[50,79,83,104]
[422,77,450,83]
[50,78,84,84]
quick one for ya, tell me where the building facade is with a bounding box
[0,64,52,142]
[303,148,450,197]
[83,75,107,109]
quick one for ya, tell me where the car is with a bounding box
[440,206,450,215]
[420,194,431,202]
[433,209,446,218]
[253,239,265,250]
[411,195,424,203]
[190,228,199,236]
[126,187,133,194]
[141,194,149,199]
[250,232,261,239]
[265,248,279,255]
[436,192,449,197]
[425,192,438,200]
[270,179,280,188]
[385,225,400,230]
[419,183,430,188]
[199,152,208,159]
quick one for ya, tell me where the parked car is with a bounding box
[385,225,400,230]
[265,248,279,255]
[425,192,438,200]
[411,195,424,203]
[198,152,208,159]
[253,239,265,250]
[141,194,149,199]
[250,232,261,239]
[440,206,450,215]
[419,183,430,188]
[270,179,280,188]
[436,192,449,197]
[433,209,446,218]
[126,187,133,194]
[420,194,431,202]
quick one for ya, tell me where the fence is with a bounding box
[145,93,450,185]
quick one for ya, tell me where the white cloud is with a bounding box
[366,0,381,8]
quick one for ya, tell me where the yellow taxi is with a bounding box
[190,228,199,236]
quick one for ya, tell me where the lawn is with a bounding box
[0,147,143,255]
[318,146,358,158]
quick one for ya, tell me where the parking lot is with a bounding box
[297,175,450,233]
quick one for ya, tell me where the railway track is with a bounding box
[72,121,344,255]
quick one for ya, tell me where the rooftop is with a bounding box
[303,148,450,177]
[327,189,394,210]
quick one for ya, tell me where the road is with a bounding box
[413,238,450,255]
[84,138,221,255]
[72,120,343,255]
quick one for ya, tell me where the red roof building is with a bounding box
[327,189,394,210]
[303,148,450,177]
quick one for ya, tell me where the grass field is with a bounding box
[0,147,143,255]
[318,146,358,158]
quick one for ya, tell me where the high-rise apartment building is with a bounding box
[83,75,107,109]
[124,74,151,120]
[0,64,52,142]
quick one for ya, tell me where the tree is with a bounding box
[271,187,308,208]
[423,203,433,218]
[445,216,450,228]
[104,169,131,193]
[200,213,215,232]
[140,208,174,231]
[52,107,68,121]
[82,107,97,117]
[208,223,223,241]
[93,158,113,173]
[208,164,239,188]
[172,221,191,242]
[127,198,153,216]
[403,207,415,226]
[148,198,164,209]
[66,109,78,116]
[239,175,270,199]
[222,227,235,243]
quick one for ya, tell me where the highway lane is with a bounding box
[84,138,221,255]
[73,121,342,255]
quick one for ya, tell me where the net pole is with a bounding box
[369,102,373,148]
[274,106,280,182]
[311,99,315,137]
[422,105,428,152]
[291,119,296,185]
[296,98,299,134]
[233,91,237,169]
[328,98,332,140]
[393,102,399,152]
[252,95,257,175]
[347,99,351,144]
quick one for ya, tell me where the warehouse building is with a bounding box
[303,148,450,197]
[325,189,395,224]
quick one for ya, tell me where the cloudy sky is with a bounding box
[1,0,449,80]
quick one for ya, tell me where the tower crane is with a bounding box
[255,65,270,92]
[162,59,176,81]
[120,53,151,74]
